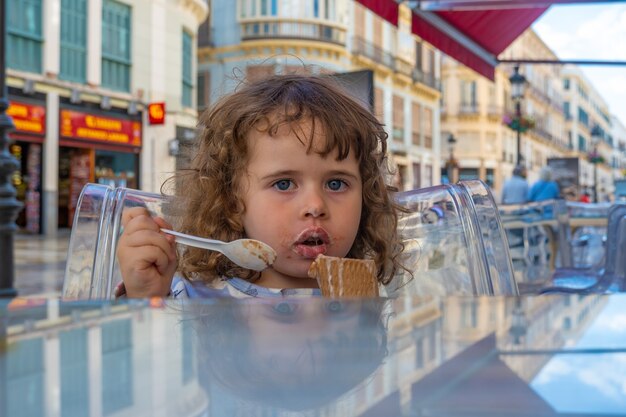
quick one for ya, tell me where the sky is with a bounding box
[532,3,626,127]
[531,296,626,414]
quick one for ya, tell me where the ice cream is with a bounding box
[308,255,379,298]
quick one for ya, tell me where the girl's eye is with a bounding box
[327,179,347,191]
[273,179,293,191]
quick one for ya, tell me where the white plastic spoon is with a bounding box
[160,229,276,271]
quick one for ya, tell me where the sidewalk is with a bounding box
[14,230,70,297]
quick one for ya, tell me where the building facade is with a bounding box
[561,66,615,201]
[441,29,568,199]
[197,0,442,191]
[6,0,208,235]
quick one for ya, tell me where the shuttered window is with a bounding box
[102,0,132,92]
[60,0,87,82]
[7,0,43,73]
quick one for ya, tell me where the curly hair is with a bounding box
[167,74,405,286]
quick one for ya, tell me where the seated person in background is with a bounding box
[579,191,591,203]
[116,74,406,299]
[528,166,560,202]
[501,165,529,205]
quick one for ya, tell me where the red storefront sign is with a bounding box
[60,109,142,147]
[7,101,46,135]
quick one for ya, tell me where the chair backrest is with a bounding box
[602,204,626,292]
[63,183,171,299]
[392,180,518,296]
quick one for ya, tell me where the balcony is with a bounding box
[241,19,346,45]
[352,36,395,70]
[459,103,479,115]
[412,68,440,91]
[487,104,502,118]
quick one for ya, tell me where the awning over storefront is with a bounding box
[356,0,548,80]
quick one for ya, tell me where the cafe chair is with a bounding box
[498,200,570,287]
[63,181,519,300]
[391,180,518,297]
[62,183,175,299]
[538,203,626,294]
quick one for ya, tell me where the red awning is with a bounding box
[356,0,548,79]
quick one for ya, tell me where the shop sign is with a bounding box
[7,101,46,135]
[148,102,166,125]
[61,109,142,147]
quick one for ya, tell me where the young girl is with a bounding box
[116,74,404,298]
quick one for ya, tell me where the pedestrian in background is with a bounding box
[501,165,529,205]
[528,166,560,202]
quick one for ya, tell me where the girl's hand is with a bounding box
[116,207,178,298]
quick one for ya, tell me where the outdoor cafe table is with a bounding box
[2,293,625,417]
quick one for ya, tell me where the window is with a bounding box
[411,102,421,146]
[563,101,570,119]
[578,107,589,127]
[412,163,421,189]
[392,94,404,142]
[460,80,477,108]
[197,71,210,109]
[423,107,432,148]
[60,0,87,82]
[578,134,586,152]
[102,0,132,92]
[563,78,570,90]
[7,0,43,73]
[182,30,193,107]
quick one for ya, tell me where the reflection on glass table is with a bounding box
[3,293,625,416]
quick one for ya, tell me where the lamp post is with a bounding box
[590,124,602,203]
[447,133,457,183]
[509,65,527,166]
[0,0,21,298]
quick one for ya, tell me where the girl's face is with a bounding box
[240,120,363,289]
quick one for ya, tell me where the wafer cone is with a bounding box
[308,255,379,298]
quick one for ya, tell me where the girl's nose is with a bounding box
[301,189,327,218]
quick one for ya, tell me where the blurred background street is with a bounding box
[14,232,68,297]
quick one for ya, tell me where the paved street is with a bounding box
[14,231,69,297]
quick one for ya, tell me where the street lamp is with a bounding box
[509,65,528,166]
[590,124,602,203]
[446,133,458,183]
[0,0,21,298]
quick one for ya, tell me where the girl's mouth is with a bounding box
[293,227,330,259]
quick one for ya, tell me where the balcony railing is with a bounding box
[352,36,395,70]
[487,104,502,117]
[241,19,346,45]
[412,69,440,90]
[459,103,479,115]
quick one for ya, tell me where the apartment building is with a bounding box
[7,0,208,235]
[562,66,615,200]
[197,0,442,190]
[441,29,567,197]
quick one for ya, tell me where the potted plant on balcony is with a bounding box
[587,150,605,164]
[502,114,535,133]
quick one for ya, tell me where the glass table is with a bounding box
[2,293,625,416]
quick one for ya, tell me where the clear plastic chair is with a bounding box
[391,180,518,296]
[63,181,518,299]
[62,183,172,299]
[566,202,610,269]
[498,200,569,289]
[540,203,626,294]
